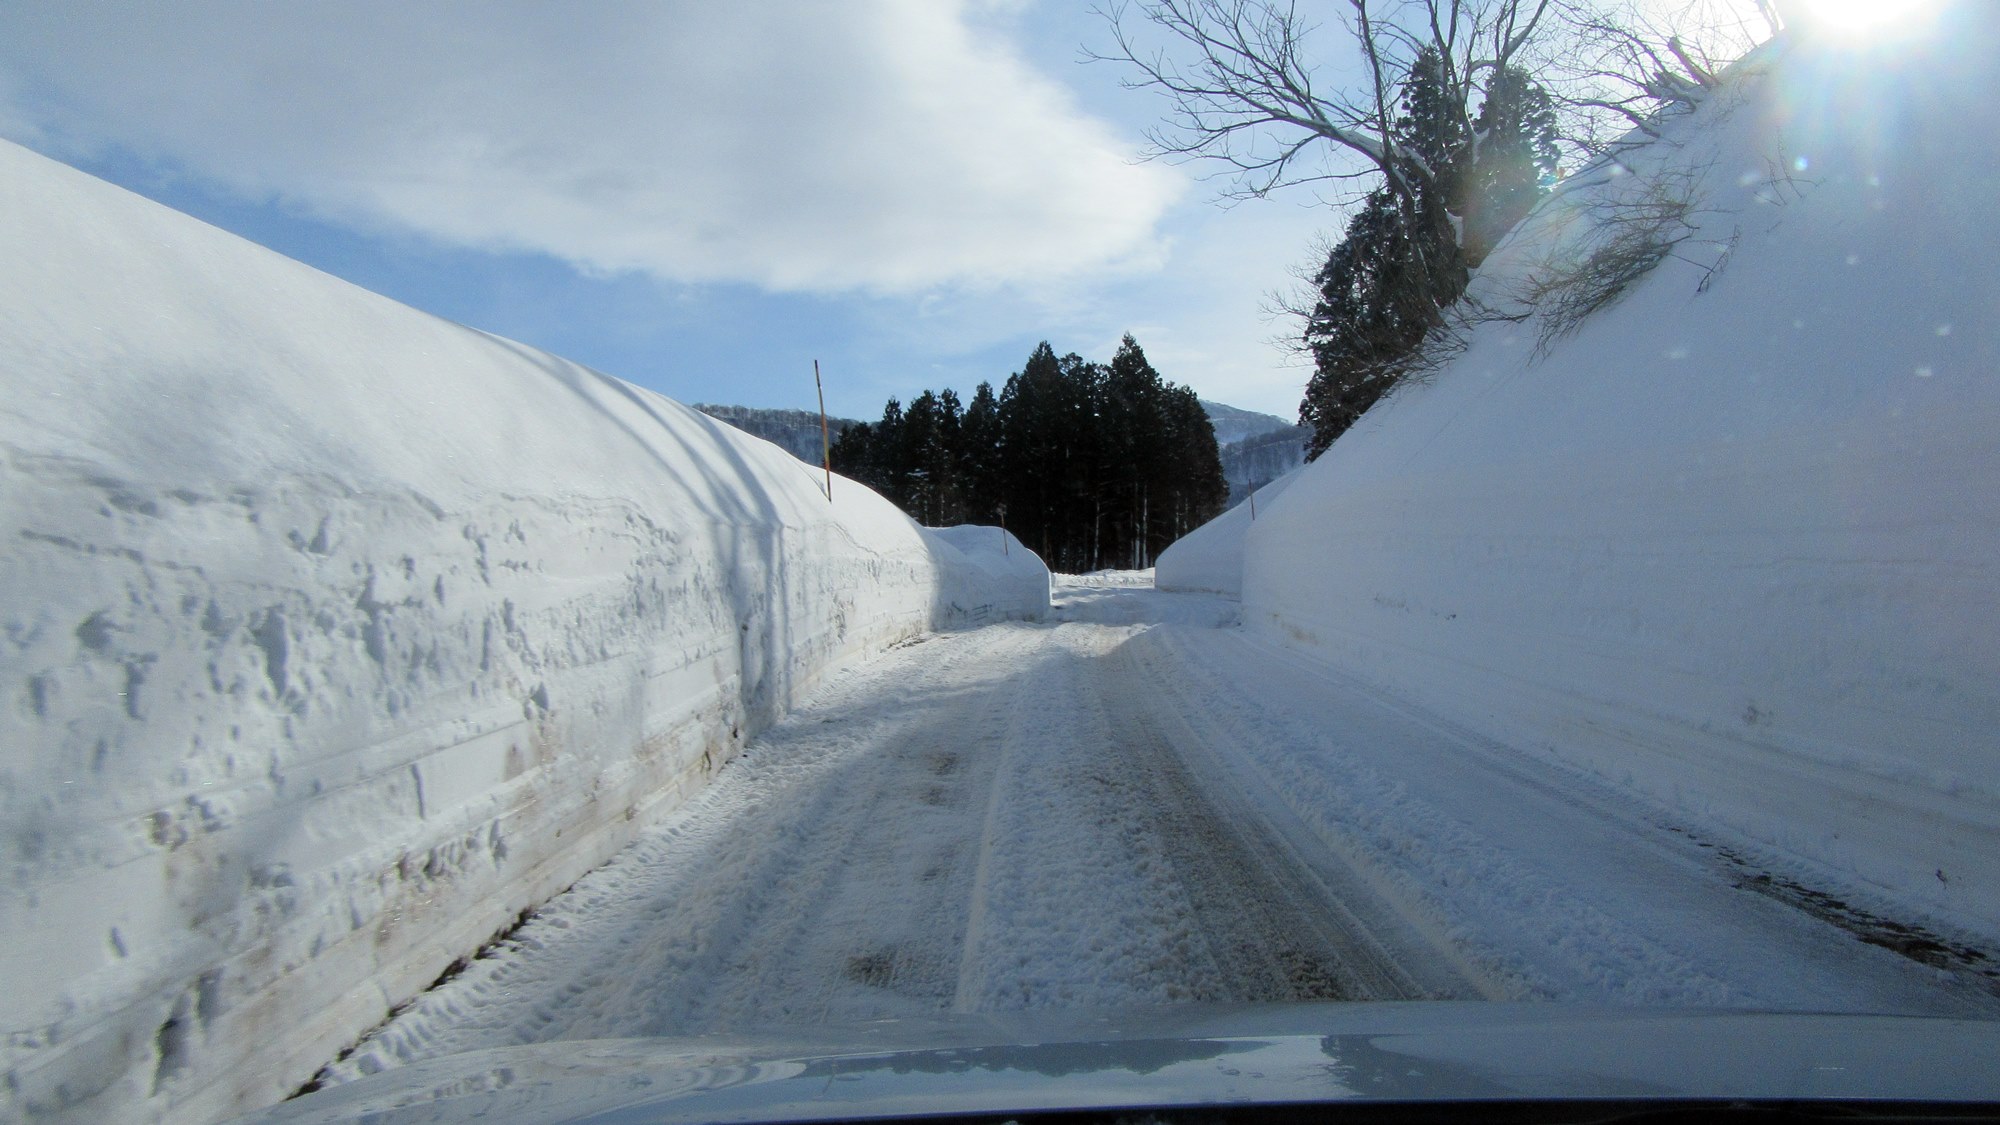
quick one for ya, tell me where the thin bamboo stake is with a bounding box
[814,359,832,502]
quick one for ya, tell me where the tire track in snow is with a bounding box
[1101,635,1508,1001]
[316,624,1047,1076]
[679,627,1040,1027]
[1124,622,2000,1014]
[947,621,1230,1010]
[335,586,1824,1089]
[1096,639,1483,1001]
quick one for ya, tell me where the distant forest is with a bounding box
[831,335,1226,573]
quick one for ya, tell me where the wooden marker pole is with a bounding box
[814,359,832,502]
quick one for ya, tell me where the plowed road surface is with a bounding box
[323,580,1998,1082]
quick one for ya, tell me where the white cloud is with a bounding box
[835,191,1332,418]
[0,1,1181,293]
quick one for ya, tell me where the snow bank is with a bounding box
[1245,12,2000,941]
[1156,469,1305,597]
[923,525,1051,624]
[0,139,1038,1123]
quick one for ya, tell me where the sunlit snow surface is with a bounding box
[1245,7,2000,944]
[0,137,1042,1122]
[10,7,2000,1123]
[1156,469,1305,597]
[311,583,1995,1096]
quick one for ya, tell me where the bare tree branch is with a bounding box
[1541,0,1769,157]
[1094,0,1773,208]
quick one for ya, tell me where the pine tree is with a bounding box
[1298,188,1430,459]
[1462,65,1560,266]
[899,391,944,525]
[999,343,1065,563]
[875,398,908,506]
[1160,385,1226,552]
[1103,334,1166,567]
[958,381,1003,525]
[933,388,965,525]
[1299,52,1558,459]
[1053,351,1103,571]
[836,336,1224,571]
[828,420,877,491]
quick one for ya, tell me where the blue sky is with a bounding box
[0,1,1343,422]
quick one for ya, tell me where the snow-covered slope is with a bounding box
[0,139,1041,1123]
[1199,400,1291,447]
[1156,468,1305,597]
[1244,10,2000,944]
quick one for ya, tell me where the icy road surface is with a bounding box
[321,580,1998,1082]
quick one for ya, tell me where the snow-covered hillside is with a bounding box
[1219,423,1308,506]
[694,403,862,466]
[1244,10,2000,944]
[0,139,1042,1123]
[1199,400,1291,447]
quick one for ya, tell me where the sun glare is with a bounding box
[1792,0,1937,34]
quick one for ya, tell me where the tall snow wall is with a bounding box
[0,140,1041,1123]
[1156,468,1303,597]
[1244,14,2000,941]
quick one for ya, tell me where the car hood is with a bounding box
[241,1002,2000,1123]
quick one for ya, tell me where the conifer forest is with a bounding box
[831,335,1226,572]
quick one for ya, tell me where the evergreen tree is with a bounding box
[933,388,965,524]
[828,418,892,492]
[1298,189,1426,459]
[1161,385,1227,551]
[898,391,934,523]
[835,336,1223,572]
[958,381,1003,525]
[898,390,959,526]
[1053,351,1104,571]
[1103,334,1166,567]
[1391,47,1469,297]
[1462,65,1560,266]
[1098,334,1225,567]
[1299,52,1558,459]
[999,343,1066,564]
[875,397,908,505]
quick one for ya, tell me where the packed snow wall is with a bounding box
[0,140,1043,1123]
[1156,469,1302,597]
[1244,17,2000,941]
[925,525,1052,620]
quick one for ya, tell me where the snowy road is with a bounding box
[321,581,1999,1084]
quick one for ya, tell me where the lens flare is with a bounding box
[1791,0,1937,34]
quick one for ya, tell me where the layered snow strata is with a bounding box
[1243,17,2000,942]
[0,140,1040,1122]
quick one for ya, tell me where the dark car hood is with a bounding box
[242,1002,2000,1123]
